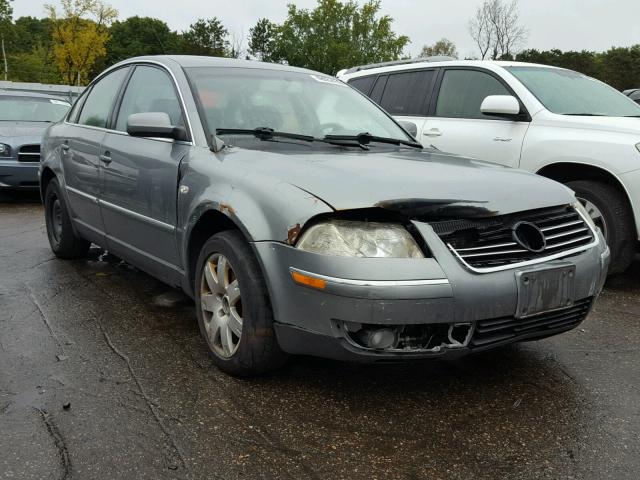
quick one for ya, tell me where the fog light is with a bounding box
[357,328,398,350]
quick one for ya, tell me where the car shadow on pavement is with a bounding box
[604,255,640,292]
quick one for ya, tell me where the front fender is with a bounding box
[178,155,334,266]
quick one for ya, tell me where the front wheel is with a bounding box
[194,230,286,376]
[567,180,636,274]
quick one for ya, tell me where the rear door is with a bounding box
[373,69,436,137]
[421,68,529,168]
[99,64,190,273]
[62,67,130,242]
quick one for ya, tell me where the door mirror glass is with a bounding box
[127,112,187,140]
[480,95,521,117]
[398,120,418,137]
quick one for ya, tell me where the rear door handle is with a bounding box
[423,128,443,137]
[99,152,112,164]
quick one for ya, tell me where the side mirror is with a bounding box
[127,112,188,141]
[480,95,521,118]
[398,120,418,138]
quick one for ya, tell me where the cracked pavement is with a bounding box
[1,192,639,479]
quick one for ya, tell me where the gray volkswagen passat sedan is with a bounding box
[1,91,70,189]
[40,56,609,375]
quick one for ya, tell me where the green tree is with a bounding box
[0,0,11,24]
[600,46,640,91]
[420,38,458,59]
[248,18,278,61]
[7,45,59,83]
[11,17,54,53]
[251,0,409,75]
[181,17,229,57]
[1,0,13,80]
[104,16,179,66]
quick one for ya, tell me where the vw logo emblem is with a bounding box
[512,221,546,253]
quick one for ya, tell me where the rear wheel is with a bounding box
[194,230,286,376]
[566,180,636,274]
[44,178,90,259]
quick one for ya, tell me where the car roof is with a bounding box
[112,55,323,76]
[0,89,70,101]
[337,59,562,79]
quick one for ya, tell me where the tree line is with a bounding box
[0,0,407,84]
[0,0,638,91]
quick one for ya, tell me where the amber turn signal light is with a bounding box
[291,271,327,290]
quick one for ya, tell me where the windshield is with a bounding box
[507,66,640,117]
[0,96,71,122]
[185,67,412,142]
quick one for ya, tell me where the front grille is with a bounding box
[432,205,594,270]
[18,144,41,163]
[471,297,593,348]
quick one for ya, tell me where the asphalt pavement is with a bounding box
[1,192,639,480]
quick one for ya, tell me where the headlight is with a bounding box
[296,220,424,258]
[0,143,11,157]
[573,200,597,231]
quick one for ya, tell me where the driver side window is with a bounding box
[436,69,510,120]
[115,65,186,133]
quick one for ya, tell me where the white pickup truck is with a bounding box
[338,59,640,273]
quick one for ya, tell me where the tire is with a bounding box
[566,180,636,274]
[44,178,90,259]
[194,230,286,376]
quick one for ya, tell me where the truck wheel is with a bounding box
[44,178,90,259]
[567,180,636,274]
[194,230,287,376]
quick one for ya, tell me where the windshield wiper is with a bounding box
[216,127,316,143]
[323,132,423,149]
[563,113,606,117]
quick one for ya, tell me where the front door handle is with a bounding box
[99,152,112,165]
[61,141,70,152]
[423,128,443,137]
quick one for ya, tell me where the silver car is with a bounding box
[40,56,609,375]
[0,91,70,190]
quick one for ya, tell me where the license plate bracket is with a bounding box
[515,264,576,319]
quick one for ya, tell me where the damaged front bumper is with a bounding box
[254,221,610,362]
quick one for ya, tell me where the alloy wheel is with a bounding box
[200,253,243,358]
[577,196,608,240]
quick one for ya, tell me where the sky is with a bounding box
[13,0,640,59]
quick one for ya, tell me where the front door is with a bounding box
[420,68,530,168]
[99,65,189,271]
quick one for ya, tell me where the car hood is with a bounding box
[0,121,50,141]
[228,148,574,219]
[538,113,640,135]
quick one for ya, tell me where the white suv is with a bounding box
[338,59,640,274]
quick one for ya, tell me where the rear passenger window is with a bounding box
[378,70,434,116]
[78,67,129,128]
[348,76,376,95]
[115,65,185,132]
[369,75,388,104]
[436,69,510,119]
